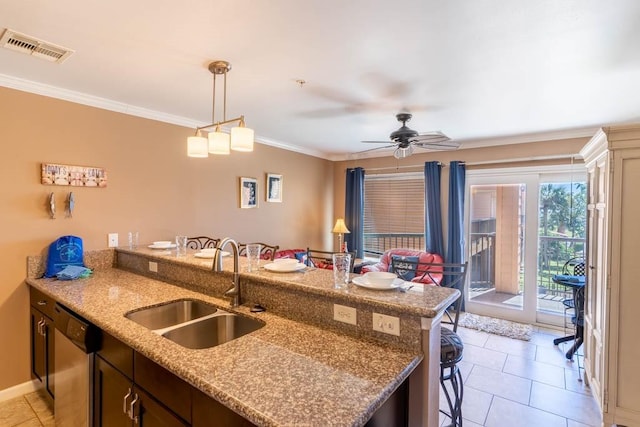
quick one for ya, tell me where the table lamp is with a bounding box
[332,218,351,252]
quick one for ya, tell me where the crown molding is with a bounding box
[0,73,334,160]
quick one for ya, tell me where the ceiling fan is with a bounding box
[361,113,459,159]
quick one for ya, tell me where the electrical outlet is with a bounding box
[333,304,357,325]
[108,233,118,247]
[149,261,158,273]
[372,313,400,336]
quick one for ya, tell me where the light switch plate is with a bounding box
[372,313,400,336]
[333,304,357,325]
[149,261,158,273]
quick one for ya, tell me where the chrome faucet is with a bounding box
[212,237,241,308]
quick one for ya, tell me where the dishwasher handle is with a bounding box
[54,303,101,353]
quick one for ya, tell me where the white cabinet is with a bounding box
[580,126,640,427]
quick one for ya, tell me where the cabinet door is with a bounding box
[43,316,55,398]
[30,308,55,398]
[583,152,608,410]
[192,387,256,427]
[133,387,188,427]
[30,308,45,384]
[94,355,134,427]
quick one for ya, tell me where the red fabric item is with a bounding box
[274,249,306,259]
[361,249,444,285]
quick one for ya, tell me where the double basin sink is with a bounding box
[125,299,264,349]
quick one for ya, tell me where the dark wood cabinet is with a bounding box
[192,388,256,427]
[93,332,189,427]
[94,355,134,427]
[29,288,55,399]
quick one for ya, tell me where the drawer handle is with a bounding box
[129,393,139,424]
[37,318,45,336]
[123,388,132,415]
[37,300,47,306]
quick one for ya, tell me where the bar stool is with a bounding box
[441,327,464,427]
[389,259,468,427]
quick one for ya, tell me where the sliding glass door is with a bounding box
[465,166,586,326]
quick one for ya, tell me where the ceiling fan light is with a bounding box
[187,136,209,158]
[393,145,413,159]
[230,125,254,152]
[209,127,230,155]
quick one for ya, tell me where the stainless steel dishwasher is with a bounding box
[53,303,101,427]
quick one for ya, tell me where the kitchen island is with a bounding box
[27,247,459,426]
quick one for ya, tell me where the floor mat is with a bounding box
[458,313,532,341]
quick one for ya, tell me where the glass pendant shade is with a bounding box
[393,145,413,159]
[230,126,254,152]
[187,136,209,158]
[209,130,230,155]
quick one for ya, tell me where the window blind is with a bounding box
[364,173,425,255]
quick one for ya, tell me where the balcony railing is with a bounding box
[364,227,585,304]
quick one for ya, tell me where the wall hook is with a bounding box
[48,192,56,219]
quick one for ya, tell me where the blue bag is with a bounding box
[43,235,86,278]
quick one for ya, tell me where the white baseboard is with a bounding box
[0,380,41,402]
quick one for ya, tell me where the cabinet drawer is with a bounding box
[134,352,191,423]
[97,332,133,380]
[29,287,56,319]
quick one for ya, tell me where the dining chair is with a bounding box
[306,248,356,272]
[186,236,220,250]
[237,242,279,261]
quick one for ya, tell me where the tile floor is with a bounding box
[0,327,600,427]
[440,325,602,427]
[0,388,53,427]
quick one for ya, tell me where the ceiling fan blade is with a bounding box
[412,131,449,140]
[361,140,395,144]
[413,141,460,151]
[355,145,396,154]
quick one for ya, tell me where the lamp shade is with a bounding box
[332,218,350,234]
[230,126,254,152]
[187,136,209,158]
[209,130,230,155]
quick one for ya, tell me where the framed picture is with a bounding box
[266,173,283,203]
[239,177,258,209]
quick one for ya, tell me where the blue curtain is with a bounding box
[345,167,365,259]
[446,161,466,305]
[424,161,444,257]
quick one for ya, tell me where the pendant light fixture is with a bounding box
[187,60,254,157]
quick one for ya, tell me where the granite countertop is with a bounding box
[27,268,422,427]
[122,247,458,319]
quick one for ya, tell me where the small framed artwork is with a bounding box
[266,173,283,203]
[239,177,258,209]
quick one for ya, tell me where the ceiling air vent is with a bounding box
[0,29,74,64]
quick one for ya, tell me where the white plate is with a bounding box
[194,251,230,259]
[352,276,404,290]
[263,262,306,272]
[148,244,177,249]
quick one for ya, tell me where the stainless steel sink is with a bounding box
[125,299,218,330]
[161,314,264,349]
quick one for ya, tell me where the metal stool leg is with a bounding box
[440,363,463,427]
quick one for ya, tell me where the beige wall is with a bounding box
[0,87,333,391]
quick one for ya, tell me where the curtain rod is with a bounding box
[356,153,576,172]
[362,162,457,172]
